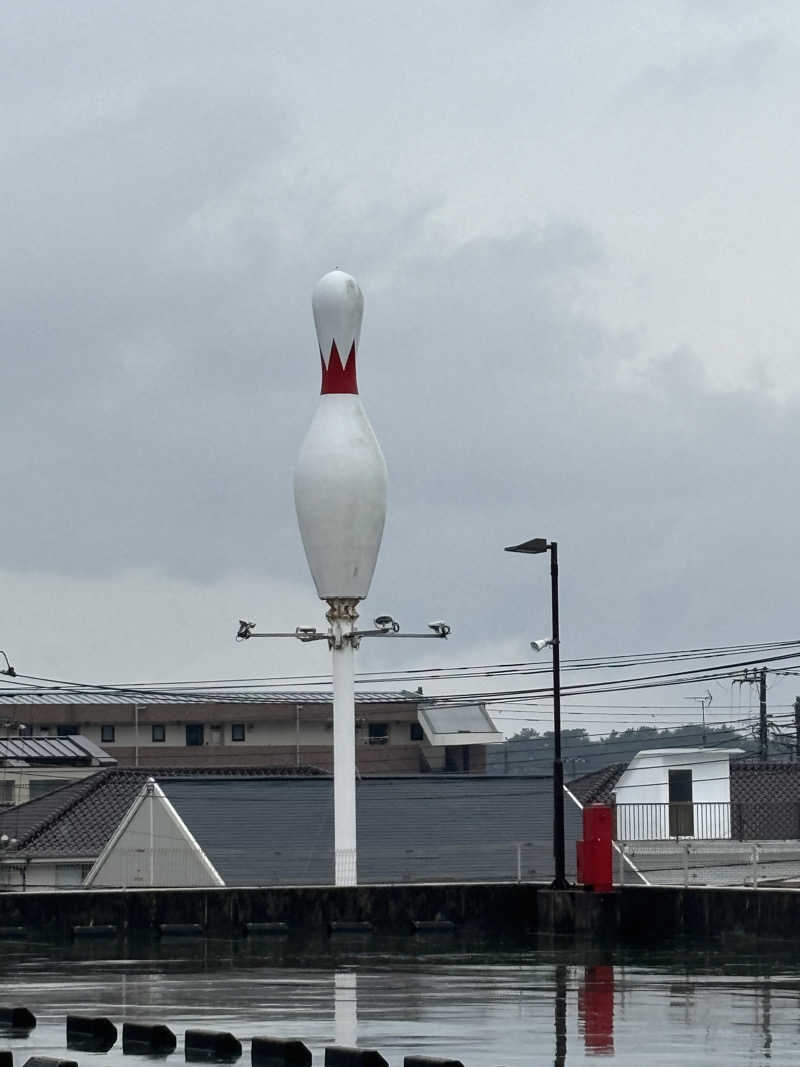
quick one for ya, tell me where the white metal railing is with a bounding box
[615,801,733,841]
[614,801,800,842]
[51,840,572,891]
[616,840,800,888]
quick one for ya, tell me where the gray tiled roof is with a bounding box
[0,765,324,856]
[0,689,418,706]
[567,763,628,806]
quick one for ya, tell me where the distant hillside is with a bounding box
[486,722,767,777]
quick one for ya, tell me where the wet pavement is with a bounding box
[0,932,798,1065]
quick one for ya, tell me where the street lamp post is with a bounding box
[505,537,569,890]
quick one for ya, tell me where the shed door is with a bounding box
[668,769,694,836]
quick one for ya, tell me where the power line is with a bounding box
[4,638,800,694]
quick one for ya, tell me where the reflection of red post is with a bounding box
[576,804,613,892]
[578,964,615,1054]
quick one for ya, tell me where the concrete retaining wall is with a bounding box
[2,882,800,943]
[0,883,536,940]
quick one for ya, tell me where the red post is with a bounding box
[576,804,613,892]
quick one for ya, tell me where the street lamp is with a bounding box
[504,537,569,890]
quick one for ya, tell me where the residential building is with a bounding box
[0,734,116,807]
[568,751,800,887]
[0,689,503,774]
[0,765,580,890]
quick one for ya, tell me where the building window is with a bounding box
[152,724,166,743]
[186,724,204,746]
[410,723,424,741]
[0,781,13,804]
[100,725,115,744]
[39,725,50,735]
[56,724,79,737]
[18,724,32,737]
[368,723,389,745]
[231,724,245,742]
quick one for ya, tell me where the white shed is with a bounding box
[614,748,743,841]
[83,778,224,889]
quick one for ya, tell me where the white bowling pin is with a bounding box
[294,270,388,603]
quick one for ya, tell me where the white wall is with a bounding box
[86,787,221,889]
[614,750,734,841]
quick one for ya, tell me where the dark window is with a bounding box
[152,724,166,743]
[186,724,204,747]
[56,724,79,737]
[18,724,32,737]
[410,723,424,741]
[668,769,694,836]
[368,723,389,745]
[100,725,115,743]
[231,723,245,742]
[0,781,13,804]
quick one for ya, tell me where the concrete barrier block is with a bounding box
[160,923,204,937]
[122,1022,177,1055]
[0,1010,35,1030]
[66,1015,117,1052]
[404,1057,465,1067]
[328,922,373,934]
[251,1037,311,1067]
[410,921,455,933]
[185,1030,242,1062]
[244,922,288,935]
[72,925,117,938]
[23,1059,78,1067]
[325,1046,388,1067]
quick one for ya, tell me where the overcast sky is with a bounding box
[2,2,800,740]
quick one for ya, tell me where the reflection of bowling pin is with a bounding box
[294,269,388,603]
[294,270,388,886]
[334,971,358,1047]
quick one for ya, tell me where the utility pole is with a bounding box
[794,696,800,763]
[759,667,768,762]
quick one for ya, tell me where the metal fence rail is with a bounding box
[616,840,800,888]
[0,840,578,891]
[615,801,800,842]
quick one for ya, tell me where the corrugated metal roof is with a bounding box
[0,689,417,707]
[162,776,577,885]
[0,769,581,885]
[0,735,116,766]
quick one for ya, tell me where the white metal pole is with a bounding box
[330,602,357,886]
[148,779,155,887]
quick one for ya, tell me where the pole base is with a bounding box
[335,849,357,886]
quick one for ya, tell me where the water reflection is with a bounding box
[334,972,357,1048]
[578,966,614,1056]
[1,935,800,1063]
[553,965,567,1067]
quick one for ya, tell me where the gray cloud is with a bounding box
[1,2,800,725]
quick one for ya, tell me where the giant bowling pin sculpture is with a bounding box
[294,270,388,886]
